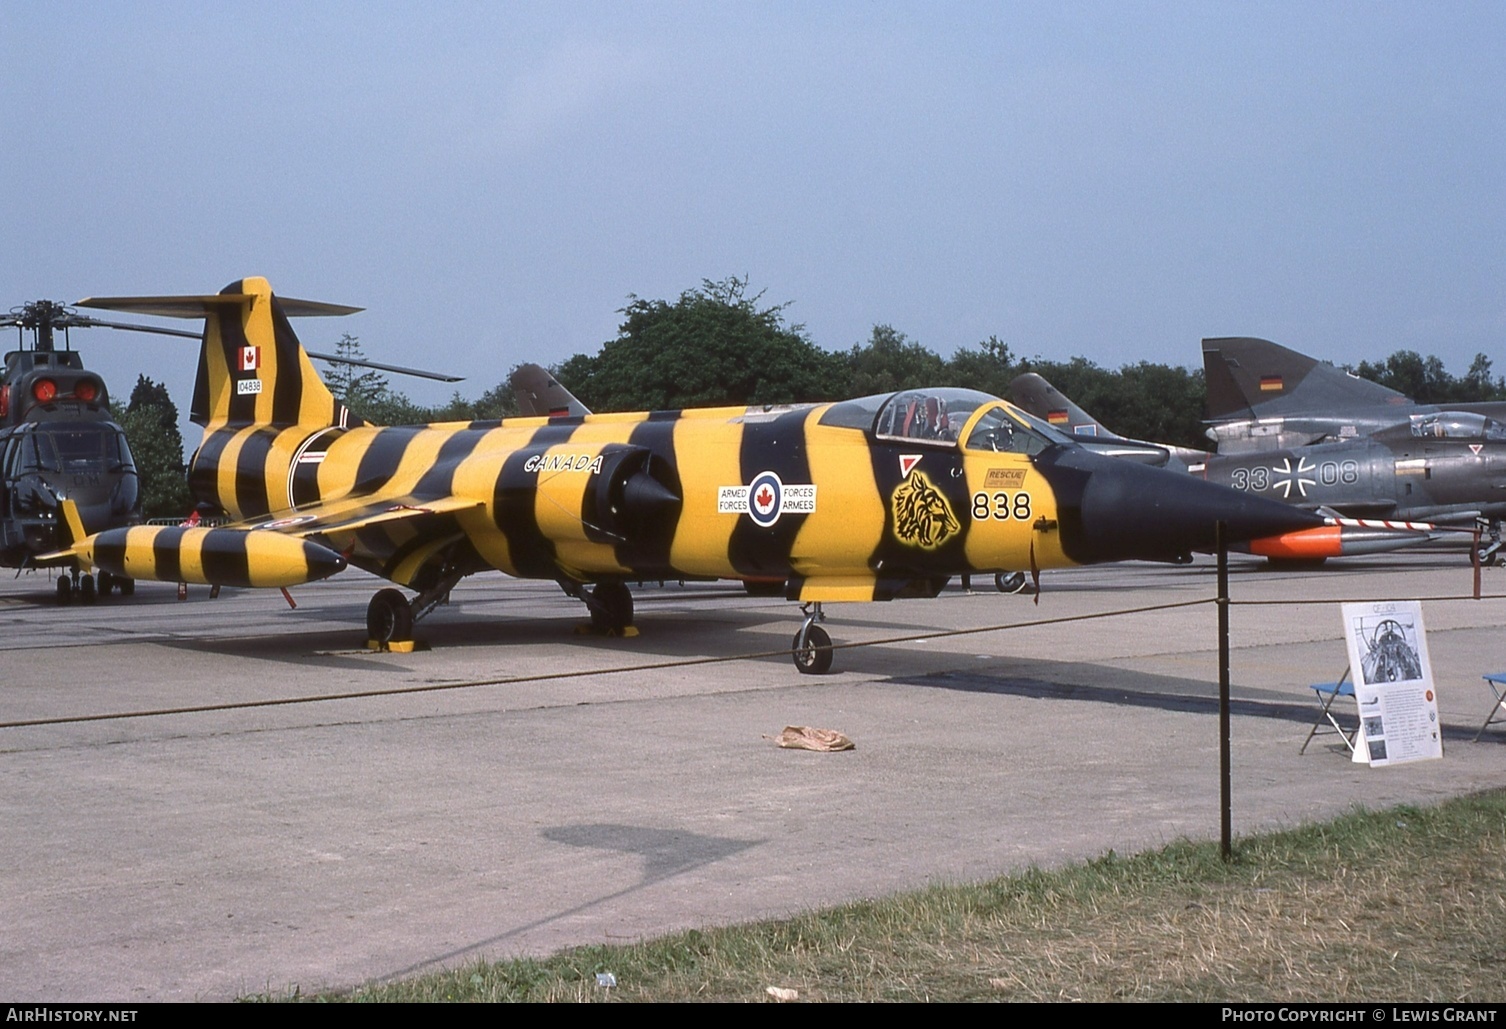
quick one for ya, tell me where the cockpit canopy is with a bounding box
[2,422,135,478]
[1406,412,1506,442]
[818,387,1072,454]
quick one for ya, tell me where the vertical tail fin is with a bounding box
[1202,336,1405,421]
[77,277,364,430]
[1008,372,1116,437]
[509,362,592,418]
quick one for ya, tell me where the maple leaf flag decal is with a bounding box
[239,346,260,373]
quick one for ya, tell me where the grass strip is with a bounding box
[286,789,1506,1002]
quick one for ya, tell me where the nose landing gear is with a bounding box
[792,602,833,675]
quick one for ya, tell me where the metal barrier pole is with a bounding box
[1217,520,1232,862]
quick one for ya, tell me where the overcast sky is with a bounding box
[3,1,1503,413]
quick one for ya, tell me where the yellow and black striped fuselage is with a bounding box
[187,403,1070,601]
[70,279,1328,608]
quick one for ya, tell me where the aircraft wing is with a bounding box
[235,494,483,538]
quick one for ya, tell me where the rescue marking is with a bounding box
[898,454,922,477]
[984,467,1027,489]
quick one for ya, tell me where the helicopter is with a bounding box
[0,300,159,602]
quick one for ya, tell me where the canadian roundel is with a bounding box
[747,471,783,527]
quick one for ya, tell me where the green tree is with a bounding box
[1462,354,1505,400]
[558,277,847,411]
[845,324,947,396]
[1354,350,1506,404]
[324,333,393,420]
[119,375,193,519]
[944,335,1018,398]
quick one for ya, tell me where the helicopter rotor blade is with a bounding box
[7,300,461,383]
[62,315,204,339]
[305,351,464,383]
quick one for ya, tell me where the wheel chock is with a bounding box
[365,639,428,653]
[573,624,640,638]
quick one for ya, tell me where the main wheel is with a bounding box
[367,588,414,643]
[792,624,834,675]
[78,574,96,603]
[590,581,634,633]
[97,571,115,596]
[56,576,72,606]
[119,578,135,596]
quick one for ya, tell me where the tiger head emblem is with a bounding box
[891,470,959,549]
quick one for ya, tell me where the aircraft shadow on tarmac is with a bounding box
[903,666,1502,743]
[379,823,762,983]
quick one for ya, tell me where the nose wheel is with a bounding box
[995,571,1029,594]
[1477,518,1502,566]
[792,602,833,675]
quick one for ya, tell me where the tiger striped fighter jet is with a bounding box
[58,278,1327,672]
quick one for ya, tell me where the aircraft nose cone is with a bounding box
[1037,448,1324,564]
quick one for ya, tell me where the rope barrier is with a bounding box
[1,597,1214,729]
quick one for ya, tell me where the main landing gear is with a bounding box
[55,569,134,605]
[792,602,833,675]
[366,588,414,645]
[585,581,635,635]
[563,580,636,636]
[365,565,466,651]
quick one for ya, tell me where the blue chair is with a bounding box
[1477,674,1506,742]
[1300,667,1357,755]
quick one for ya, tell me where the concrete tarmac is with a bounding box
[2,554,1505,1001]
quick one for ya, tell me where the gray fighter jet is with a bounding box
[1203,336,1506,455]
[1008,372,1492,562]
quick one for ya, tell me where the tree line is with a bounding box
[119,276,1506,517]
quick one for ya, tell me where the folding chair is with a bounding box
[1300,666,1357,755]
[1476,674,1506,742]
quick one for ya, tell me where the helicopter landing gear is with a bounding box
[55,571,97,605]
[792,602,833,675]
[367,588,413,646]
[588,581,634,634]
